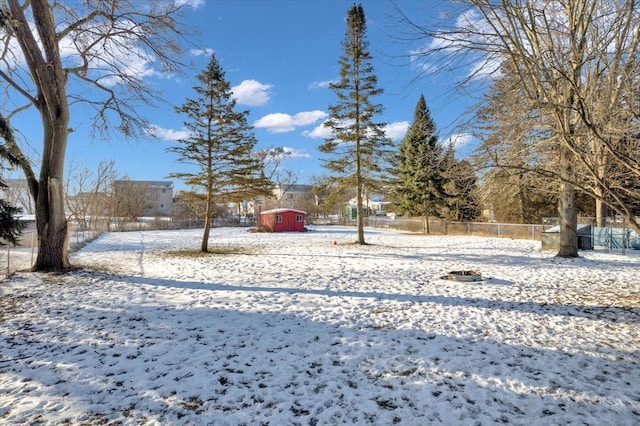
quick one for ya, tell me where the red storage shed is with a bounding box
[260,208,306,232]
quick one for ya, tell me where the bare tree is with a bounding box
[2,174,34,214]
[65,160,116,231]
[255,147,300,208]
[400,0,640,256]
[0,0,193,271]
[172,190,207,225]
[472,59,565,223]
[112,178,148,223]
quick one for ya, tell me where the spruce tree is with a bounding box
[441,153,480,222]
[393,94,447,233]
[319,3,394,244]
[0,189,24,246]
[0,114,25,246]
[168,54,272,252]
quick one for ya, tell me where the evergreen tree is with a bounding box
[0,114,25,246]
[393,94,447,233]
[319,3,394,245]
[167,54,272,252]
[0,188,25,246]
[441,154,480,222]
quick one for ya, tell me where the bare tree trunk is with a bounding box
[557,145,579,258]
[201,213,211,252]
[201,188,213,252]
[355,123,365,245]
[33,120,70,270]
[423,201,430,234]
[356,179,365,244]
[595,190,605,227]
[10,0,72,271]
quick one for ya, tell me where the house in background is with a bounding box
[256,184,317,212]
[260,208,306,232]
[346,194,391,217]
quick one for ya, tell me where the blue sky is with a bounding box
[8,0,480,192]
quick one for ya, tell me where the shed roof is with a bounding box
[260,208,307,215]
[543,224,591,233]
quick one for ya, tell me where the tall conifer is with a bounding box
[168,54,272,252]
[393,94,447,232]
[319,3,393,244]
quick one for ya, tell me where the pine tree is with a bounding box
[393,94,447,233]
[0,192,24,246]
[441,154,480,222]
[167,54,272,252]
[0,114,25,245]
[319,3,394,244]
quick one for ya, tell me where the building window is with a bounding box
[296,215,303,222]
[160,204,164,208]
[162,189,166,193]
[275,215,282,223]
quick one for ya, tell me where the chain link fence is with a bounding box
[307,216,545,240]
[310,215,638,254]
[1,221,107,279]
[4,214,637,278]
[0,216,255,277]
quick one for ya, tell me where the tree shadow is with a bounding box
[100,272,640,324]
[1,284,638,424]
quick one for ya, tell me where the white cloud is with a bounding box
[190,48,214,57]
[303,121,333,139]
[304,120,410,141]
[174,0,205,8]
[146,125,190,141]
[281,146,312,159]
[254,110,328,133]
[410,8,505,81]
[385,121,410,140]
[467,56,503,80]
[4,8,196,88]
[56,19,169,87]
[308,80,336,90]
[293,110,329,125]
[443,132,474,149]
[231,80,273,107]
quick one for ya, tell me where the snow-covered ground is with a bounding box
[1,226,639,425]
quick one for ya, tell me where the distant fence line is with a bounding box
[0,216,251,277]
[1,223,107,278]
[358,217,543,240]
[3,215,636,279]
[313,215,638,253]
[310,215,544,240]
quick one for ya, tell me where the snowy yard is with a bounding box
[1,226,639,425]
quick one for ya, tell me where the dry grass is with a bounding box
[161,246,253,258]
